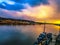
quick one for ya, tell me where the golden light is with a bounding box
[54,21,60,24]
[32,5,55,19]
[16,5,55,20]
[47,20,60,29]
[53,20,60,29]
[55,26,60,29]
[36,5,53,19]
[48,20,60,24]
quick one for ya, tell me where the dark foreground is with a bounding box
[34,32,60,45]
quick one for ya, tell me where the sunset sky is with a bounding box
[0,0,60,24]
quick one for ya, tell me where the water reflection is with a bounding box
[0,25,59,45]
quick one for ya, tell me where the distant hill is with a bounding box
[0,17,36,25]
[0,17,57,25]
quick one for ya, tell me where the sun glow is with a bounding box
[36,5,54,19]
[21,5,55,19]
[48,20,60,24]
[54,21,60,24]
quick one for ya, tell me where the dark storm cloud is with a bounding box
[0,0,49,10]
[11,0,49,6]
[28,0,49,6]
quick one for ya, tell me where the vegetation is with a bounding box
[0,17,36,25]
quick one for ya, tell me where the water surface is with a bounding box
[0,25,59,45]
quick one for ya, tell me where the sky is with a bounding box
[0,0,60,24]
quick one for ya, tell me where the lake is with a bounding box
[0,25,59,45]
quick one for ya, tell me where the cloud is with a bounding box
[0,0,60,22]
[0,0,49,10]
[28,0,49,6]
[11,0,49,6]
[47,0,60,20]
[0,0,25,10]
[55,0,60,12]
